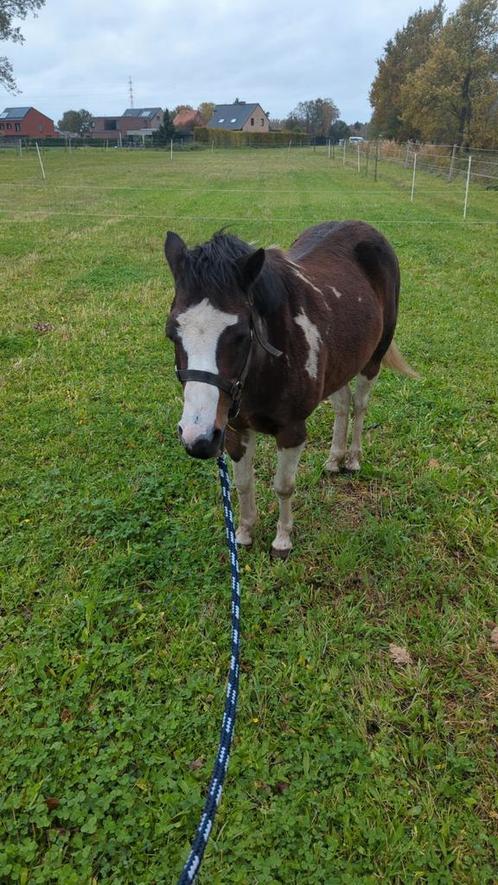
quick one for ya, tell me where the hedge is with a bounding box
[193,127,310,148]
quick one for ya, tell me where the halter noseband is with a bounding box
[175,297,282,420]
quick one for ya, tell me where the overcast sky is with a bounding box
[3,0,461,124]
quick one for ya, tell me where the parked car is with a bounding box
[349,136,365,144]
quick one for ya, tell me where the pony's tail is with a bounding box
[382,340,420,379]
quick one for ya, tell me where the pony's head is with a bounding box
[164,230,272,458]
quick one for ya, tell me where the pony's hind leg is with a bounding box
[345,373,377,472]
[325,385,351,473]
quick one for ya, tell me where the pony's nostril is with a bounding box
[178,424,183,438]
[184,428,223,459]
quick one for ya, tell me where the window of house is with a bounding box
[38,125,43,131]
[230,118,237,123]
[218,118,225,123]
[260,118,264,126]
[250,117,254,126]
[0,123,4,129]
[15,123,21,131]
[7,123,12,129]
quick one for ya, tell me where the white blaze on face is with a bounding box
[294,310,322,380]
[177,298,238,446]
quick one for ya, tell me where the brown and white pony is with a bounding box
[164,221,417,557]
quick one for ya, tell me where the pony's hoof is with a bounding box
[270,545,291,560]
[343,455,361,473]
[236,529,254,548]
[324,459,342,474]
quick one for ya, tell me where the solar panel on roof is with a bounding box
[1,107,31,119]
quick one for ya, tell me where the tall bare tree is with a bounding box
[0,0,46,91]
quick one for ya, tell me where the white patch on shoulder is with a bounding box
[328,285,343,299]
[294,310,322,380]
[177,298,238,445]
[286,260,324,297]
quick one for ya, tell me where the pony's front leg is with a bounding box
[230,429,258,548]
[271,439,306,559]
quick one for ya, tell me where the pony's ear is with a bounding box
[164,231,187,277]
[236,248,266,292]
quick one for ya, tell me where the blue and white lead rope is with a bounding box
[177,454,241,884]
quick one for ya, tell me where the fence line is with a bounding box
[3,137,498,188]
[374,140,498,186]
[1,139,496,224]
[1,208,496,225]
[1,182,492,195]
[338,139,497,219]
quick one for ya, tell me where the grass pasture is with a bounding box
[0,146,497,883]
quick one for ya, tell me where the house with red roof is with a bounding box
[0,107,55,138]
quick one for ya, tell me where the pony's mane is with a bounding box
[183,232,293,316]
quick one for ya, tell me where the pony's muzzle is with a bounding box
[180,426,223,459]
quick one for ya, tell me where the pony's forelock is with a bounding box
[181,232,291,316]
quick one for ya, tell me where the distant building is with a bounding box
[91,116,121,141]
[207,101,270,132]
[173,109,204,131]
[90,108,163,141]
[120,107,163,135]
[0,107,55,138]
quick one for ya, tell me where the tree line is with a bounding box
[270,99,366,142]
[369,0,498,147]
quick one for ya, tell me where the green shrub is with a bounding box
[193,127,308,148]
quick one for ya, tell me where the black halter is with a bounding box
[175,296,283,419]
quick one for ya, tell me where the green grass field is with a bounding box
[1,146,497,883]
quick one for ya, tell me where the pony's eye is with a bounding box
[232,325,250,345]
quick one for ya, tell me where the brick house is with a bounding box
[0,107,55,138]
[120,108,163,134]
[90,116,121,141]
[207,101,270,132]
[90,108,163,140]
